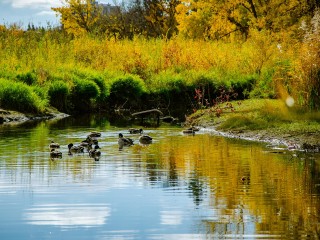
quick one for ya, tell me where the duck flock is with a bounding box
[49,126,200,161]
[49,128,154,161]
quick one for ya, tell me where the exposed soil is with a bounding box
[0,108,69,125]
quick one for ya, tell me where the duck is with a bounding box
[188,126,200,132]
[182,129,195,135]
[68,143,85,155]
[129,128,143,134]
[139,134,153,145]
[241,176,250,182]
[87,131,101,138]
[118,133,134,148]
[49,140,60,149]
[79,141,92,151]
[50,148,62,158]
[83,136,99,145]
[89,145,101,161]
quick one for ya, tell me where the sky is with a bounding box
[0,0,112,29]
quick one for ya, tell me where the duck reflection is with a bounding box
[24,204,110,228]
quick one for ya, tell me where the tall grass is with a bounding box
[295,10,320,110]
[0,78,47,113]
[0,24,316,113]
[0,27,279,81]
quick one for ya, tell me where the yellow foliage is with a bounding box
[52,0,102,36]
[176,0,314,40]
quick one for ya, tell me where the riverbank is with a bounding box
[0,108,69,125]
[1,99,319,151]
[184,99,320,151]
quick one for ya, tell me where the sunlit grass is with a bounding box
[0,26,318,114]
[189,99,320,133]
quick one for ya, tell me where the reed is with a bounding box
[0,24,318,113]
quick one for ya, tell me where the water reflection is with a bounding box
[24,204,110,228]
[160,210,183,225]
[0,116,319,239]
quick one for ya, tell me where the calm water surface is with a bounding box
[0,115,319,239]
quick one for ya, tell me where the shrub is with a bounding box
[89,75,110,106]
[249,70,276,99]
[48,80,70,112]
[73,77,100,99]
[146,72,192,116]
[230,75,256,100]
[108,75,146,109]
[70,77,101,112]
[16,72,37,85]
[0,79,46,113]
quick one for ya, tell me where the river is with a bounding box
[0,115,319,239]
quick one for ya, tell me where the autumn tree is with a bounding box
[144,0,180,39]
[102,0,146,40]
[102,0,180,39]
[176,0,320,40]
[52,0,103,36]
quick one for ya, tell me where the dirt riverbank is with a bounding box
[0,108,69,125]
[184,99,320,152]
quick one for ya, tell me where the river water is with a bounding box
[0,115,319,239]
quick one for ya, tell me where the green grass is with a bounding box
[187,99,320,134]
[0,78,48,113]
[0,27,318,114]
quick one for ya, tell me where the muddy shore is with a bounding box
[0,109,69,125]
[186,116,320,153]
[199,126,319,149]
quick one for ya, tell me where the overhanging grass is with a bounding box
[0,78,48,113]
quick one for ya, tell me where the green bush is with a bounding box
[108,75,146,109]
[48,80,70,112]
[0,79,47,113]
[230,75,256,100]
[73,77,100,99]
[249,70,276,99]
[70,77,101,112]
[89,75,110,104]
[16,72,37,85]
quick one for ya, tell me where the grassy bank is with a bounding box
[0,30,271,116]
[0,24,319,118]
[186,99,320,147]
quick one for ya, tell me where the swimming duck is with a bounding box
[49,140,60,149]
[139,134,153,145]
[87,131,101,138]
[68,143,85,155]
[182,129,195,135]
[83,136,99,145]
[241,176,250,182]
[50,148,62,158]
[89,145,101,161]
[188,126,200,132]
[129,128,143,134]
[118,133,134,148]
[79,141,92,151]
